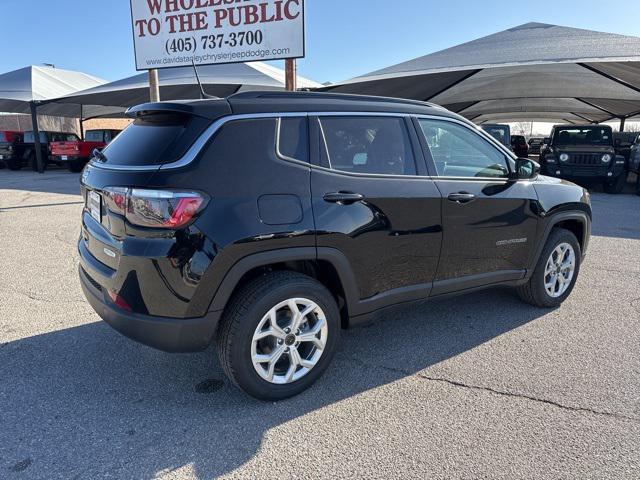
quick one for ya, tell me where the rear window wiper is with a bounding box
[92,148,108,163]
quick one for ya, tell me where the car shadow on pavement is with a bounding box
[0,287,549,479]
[0,170,82,197]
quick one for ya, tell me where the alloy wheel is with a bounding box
[544,242,576,298]
[251,298,328,385]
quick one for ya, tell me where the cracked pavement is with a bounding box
[0,170,639,479]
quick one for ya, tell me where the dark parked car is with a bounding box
[79,92,592,400]
[0,131,23,168]
[5,130,80,170]
[629,133,640,195]
[481,124,512,150]
[540,125,627,194]
[511,135,529,157]
[528,137,545,155]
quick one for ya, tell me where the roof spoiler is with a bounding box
[126,102,215,119]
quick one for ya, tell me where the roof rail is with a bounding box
[228,90,441,109]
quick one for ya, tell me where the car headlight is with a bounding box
[559,153,569,162]
[602,154,612,163]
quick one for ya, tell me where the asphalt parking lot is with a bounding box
[0,170,639,479]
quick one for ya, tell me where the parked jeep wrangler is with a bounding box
[540,125,627,194]
[79,92,591,400]
[50,129,121,172]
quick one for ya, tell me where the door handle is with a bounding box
[323,192,365,205]
[447,192,476,204]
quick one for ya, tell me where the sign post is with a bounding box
[130,0,305,93]
[285,58,297,91]
[148,69,160,102]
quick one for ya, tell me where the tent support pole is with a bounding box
[620,117,626,132]
[149,69,160,102]
[30,101,44,174]
[80,104,84,140]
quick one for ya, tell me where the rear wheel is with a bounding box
[517,228,581,308]
[217,271,340,400]
[603,172,627,194]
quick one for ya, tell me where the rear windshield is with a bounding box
[85,130,105,142]
[50,133,79,142]
[99,113,210,166]
[554,127,613,146]
[529,138,542,145]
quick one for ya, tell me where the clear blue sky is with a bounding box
[2,0,639,83]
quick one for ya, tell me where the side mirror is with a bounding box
[543,137,550,145]
[512,158,540,180]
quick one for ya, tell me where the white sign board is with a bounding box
[130,0,305,71]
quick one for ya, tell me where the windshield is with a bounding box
[553,127,613,147]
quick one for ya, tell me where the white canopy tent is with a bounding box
[0,65,123,171]
[324,23,640,128]
[52,62,322,109]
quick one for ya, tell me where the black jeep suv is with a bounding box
[540,125,627,194]
[79,92,591,400]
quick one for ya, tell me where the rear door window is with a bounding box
[318,116,417,176]
[99,113,210,166]
[278,117,309,162]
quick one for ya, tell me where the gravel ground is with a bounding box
[0,170,638,479]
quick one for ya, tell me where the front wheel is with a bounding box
[517,228,581,308]
[603,172,627,194]
[217,271,340,400]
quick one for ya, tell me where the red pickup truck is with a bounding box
[50,129,121,172]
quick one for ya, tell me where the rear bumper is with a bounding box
[79,265,221,353]
[52,155,82,163]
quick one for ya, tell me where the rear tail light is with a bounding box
[102,187,208,229]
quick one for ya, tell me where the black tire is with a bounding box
[68,159,86,173]
[217,271,340,401]
[517,228,581,308]
[603,172,627,194]
[7,158,22,170]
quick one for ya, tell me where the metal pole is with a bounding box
[148,69,160,102]
[285,59,297,92]
[30,101,44,174]
[80,104,85,140]
[620,117,626,132]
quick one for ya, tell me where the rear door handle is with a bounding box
[323,192,365,205]
[447,192,476,204]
